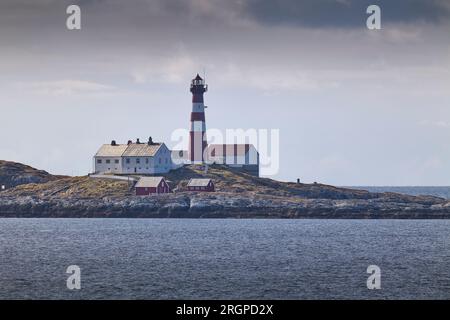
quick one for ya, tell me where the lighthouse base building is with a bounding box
[205,144,259,177]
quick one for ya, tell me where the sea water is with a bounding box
[0,218,449,299]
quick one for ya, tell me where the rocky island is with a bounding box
[0,160,449,218]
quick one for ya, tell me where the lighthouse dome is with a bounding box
[191,73,206,89]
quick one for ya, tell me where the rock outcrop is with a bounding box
[0,192,449,218]
[1,161,449,218]
[0,160,62,189]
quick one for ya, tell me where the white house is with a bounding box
[94,138,173,174]
[205,144,259,177]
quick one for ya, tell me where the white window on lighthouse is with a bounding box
[193,121,204,132]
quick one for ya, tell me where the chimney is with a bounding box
[127,140,132,145]
[136,138,141,144]
[148,136,153,145]
[111,140,117,146]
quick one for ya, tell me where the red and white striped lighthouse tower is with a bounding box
[189,74,208,163]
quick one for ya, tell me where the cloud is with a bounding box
[1,0,449,33]
[217,63,333,92]
[16,80,114,96]
[240,0,450,28]
[131,54,196,84]
[1,0,449,97]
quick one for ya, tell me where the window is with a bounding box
[136,158,140,164]
[115,159,119,164]
[97,159,102,164]
[146,158,149,164]
[106,159,111,164]
[126,158,130,164]
[159,158,161,164]
[165,158,168,164]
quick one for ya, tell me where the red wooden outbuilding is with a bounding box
[135,177,170,195]
[187,178,215,192]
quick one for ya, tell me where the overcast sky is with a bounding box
[0,0,449,185]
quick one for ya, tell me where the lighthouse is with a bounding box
[189,74,208,163]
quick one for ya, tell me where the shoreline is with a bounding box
[1,195,449,219]
[1,215,450,219]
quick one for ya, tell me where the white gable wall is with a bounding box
[94,157,123,174]
[153,144,172,174]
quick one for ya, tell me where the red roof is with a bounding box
[206,144,252,157]
[187,178,212,187]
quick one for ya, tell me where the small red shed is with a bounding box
[135,177,170,195]
[187,178,215,192]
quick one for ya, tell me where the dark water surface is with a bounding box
[0,218,449,299]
